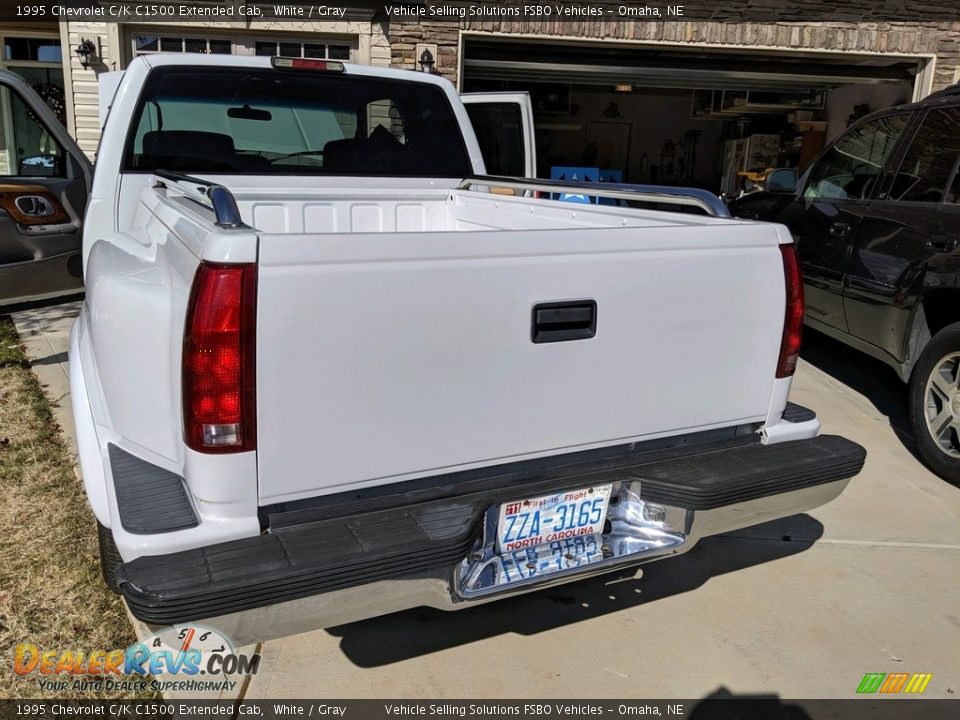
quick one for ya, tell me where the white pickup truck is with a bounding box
[70,53,865,641]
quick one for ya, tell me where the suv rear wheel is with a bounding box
[909,322,960,486]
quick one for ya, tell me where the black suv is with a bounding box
[729,85,960,484]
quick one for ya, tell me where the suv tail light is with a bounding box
[776,243,804,378]
[183,262,257,452]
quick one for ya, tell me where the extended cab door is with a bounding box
[0,70,91,307]
[790,112,910,332]
[461,92,536,178]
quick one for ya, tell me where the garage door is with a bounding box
[462,37,925,94]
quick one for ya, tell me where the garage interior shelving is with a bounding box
[461,36,920,197]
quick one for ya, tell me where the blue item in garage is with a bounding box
[598,169,622,205]
[550,167,624,204]
[550,166,598,203]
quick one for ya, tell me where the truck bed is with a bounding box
[132,177,793,505]
[164,178,744,235]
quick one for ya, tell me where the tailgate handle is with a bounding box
[532,300,597,343]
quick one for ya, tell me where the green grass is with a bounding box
[0,316,157,699]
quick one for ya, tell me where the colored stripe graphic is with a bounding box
[880,673,909,693]
[856,672,932,694]
[903,673,933,694]
[857,673,885,693]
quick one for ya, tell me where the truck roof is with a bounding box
[133,52,453,89]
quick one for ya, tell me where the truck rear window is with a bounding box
[123,67,472,177]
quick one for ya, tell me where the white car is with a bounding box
[71,53,864,642]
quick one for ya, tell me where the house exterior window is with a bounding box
[133,36,232,55]
[130,33,355,62]
[0,33,65,175]
[4,37,62,63]
[254,40,351,60]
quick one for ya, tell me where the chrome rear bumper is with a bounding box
[183,479,850,646]
[118,429,864,644]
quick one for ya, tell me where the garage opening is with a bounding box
[461,37,925,198]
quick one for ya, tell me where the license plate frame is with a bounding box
[496,484,613,554]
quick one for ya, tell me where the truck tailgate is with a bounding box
[255,224,786,504]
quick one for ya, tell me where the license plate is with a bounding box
[497,484,613,553]
[498,535,603,585]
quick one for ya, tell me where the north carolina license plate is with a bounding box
[497,484,613,553]
[498,534,603,585]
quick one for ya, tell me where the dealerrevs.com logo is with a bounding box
[13,625,260,694]
[856,672,933,694]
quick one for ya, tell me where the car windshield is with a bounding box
[123,66,472,177]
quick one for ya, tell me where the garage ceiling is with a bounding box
[462,37,922,91]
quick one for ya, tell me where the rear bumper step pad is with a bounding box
[109,444,198,534]
[119,433,864,624]
[635,434,863,509]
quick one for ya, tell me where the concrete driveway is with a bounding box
[11,303,960,700]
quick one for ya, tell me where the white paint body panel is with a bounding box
[97,71,125,131]
[252,190,787,503]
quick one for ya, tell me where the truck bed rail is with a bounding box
[152,170,247,229]
[458,176,731,218]
[151,171,728,225]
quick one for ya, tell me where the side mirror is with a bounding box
[19,154,61,178]
[765,168,798,194]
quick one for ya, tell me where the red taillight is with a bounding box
[183,262,257,453]
[776,243,804,378]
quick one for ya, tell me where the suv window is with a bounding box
[804,114,908,200]
[889,106,960,203]
[949,168,960,205]
[123,67,472,177]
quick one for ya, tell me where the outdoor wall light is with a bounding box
[75,39,97,70]
[419,47,435,73]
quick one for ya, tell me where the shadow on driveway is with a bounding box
[800,327,917,460]
[326,514,824,668]
[690,687,813,720]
